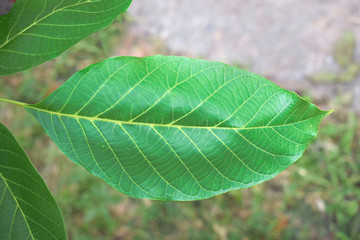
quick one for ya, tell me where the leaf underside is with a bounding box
[0,123,66,239]
[0,0,132,75]
[26,56,330,200]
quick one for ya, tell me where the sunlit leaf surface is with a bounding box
[0,0,132,75]
[26,56,330,200]
[0,123,66,239]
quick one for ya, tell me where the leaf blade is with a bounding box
[0,0,132,75]
[0,123,67,239]
[26,56,330,200]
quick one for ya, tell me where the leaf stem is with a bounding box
[0,97,27,107]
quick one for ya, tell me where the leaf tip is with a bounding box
[322,109,334,118]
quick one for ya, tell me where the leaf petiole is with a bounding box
[0,97,27,107]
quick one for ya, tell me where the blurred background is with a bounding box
[0,0,359,239]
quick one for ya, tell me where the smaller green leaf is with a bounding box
[0,123,67,240]
[0,0,132,75]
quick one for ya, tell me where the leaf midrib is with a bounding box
[0,173,35,240]
[26,105,325,131]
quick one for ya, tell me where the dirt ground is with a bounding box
[126,0,360,111]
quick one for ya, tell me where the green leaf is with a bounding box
[25,56,330,200]
[0,0,132,76]
[0,123,66,239]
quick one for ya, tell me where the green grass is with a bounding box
[0,16,359,240]
[310,30,360,84]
